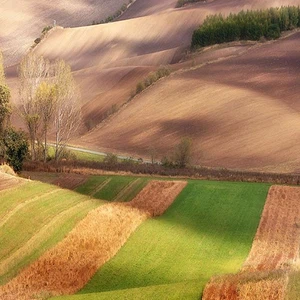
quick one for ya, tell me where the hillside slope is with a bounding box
[13,0,290,126]
[79,32,300,173]
[1,0,127,66]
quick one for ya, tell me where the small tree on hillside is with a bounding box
[35,82,57,162]
[0,51,5,86]
[19,53,50,160]
[0,50,12,159]
[3,127,29,172]
[173,137,192,168]
[53,59,81,161]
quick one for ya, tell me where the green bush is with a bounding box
[135,66,171,95]
[2,128,29,172]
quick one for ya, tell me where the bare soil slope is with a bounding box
[16,0,285,127]
[79,32,300,173]
[1,0,127,66]
[202,185,300,300]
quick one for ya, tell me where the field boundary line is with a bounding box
[113,179,141,202]
[0,199,92,281]
[90,178,111,197]
[0,189,61,229]
[0,180,186,299]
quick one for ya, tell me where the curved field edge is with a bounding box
[0,181,104,285]
[51,280,202,300]
[0,180,185,299]
[72,180,270,299]
[202,185,300,299]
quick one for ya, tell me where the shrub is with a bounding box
[104,153,118,164]
[2,128,29,172]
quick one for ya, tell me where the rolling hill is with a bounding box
[5,0,300,172]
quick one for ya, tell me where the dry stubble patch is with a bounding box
[0,172,25,191]
[0,180,186,300]
[202,185,300,300]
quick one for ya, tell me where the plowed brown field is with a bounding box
[1,0,127,66]
[202,185,300,300]
[80,30,300,173]
[0,180,186,300]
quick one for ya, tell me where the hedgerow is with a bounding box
[192,6,300,48]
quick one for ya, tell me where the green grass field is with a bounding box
[75,175,149,202]
[0,181,104,285]
[51,179,270,299]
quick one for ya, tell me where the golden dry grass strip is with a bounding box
[113,178,141,202]
[0,173,25,191]
[0,180,186,300]
[0,189,61,228]
[0,200,93,281]
[202,185,300,300]
[243,185,300,271]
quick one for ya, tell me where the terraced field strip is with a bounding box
[113,178,142,202]
[75,180,269,299]
[93,176,136,201]
[75,176,108,196]
[0,189,61,228]
[0,180,186,300]
[0,189,90,263]
[90,178,111,197]
[0,198,102,285]
[0,181,56,218]
[202,185,300,300]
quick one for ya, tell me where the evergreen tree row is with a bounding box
[192,6,300,48]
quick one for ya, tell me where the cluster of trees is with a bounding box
[161,137,192,168]
[192,6,300,48]
[0,51,29,171]
[135,66,171,95]
[34,26,53,46]
[19,53,81,163]
[176,0,203,8]
[92,0,134,25]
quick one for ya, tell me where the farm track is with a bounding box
[113,179,141,202]
[0,189,61,228]
[0,199,94,284]
[90,178,111,197]
[202,185,300,300]
[0,180,186,300]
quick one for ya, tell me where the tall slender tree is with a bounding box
[53,59,81,161]
[18,53,50,160]
[35,82,57,162]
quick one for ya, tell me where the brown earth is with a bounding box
[0,0,128,66]
[0,180,186,300]
[5,0,300,172]
[78,31,300,173]
[202,185,300,300]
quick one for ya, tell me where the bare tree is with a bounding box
[19,53,50,160]
[35,82,57,162]
[53,59,81,161]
